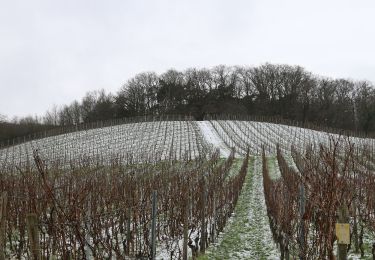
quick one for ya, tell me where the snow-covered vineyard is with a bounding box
[1,119,374,168]
[0,119,374,259]
[207,120,374,156]
[0,120,212,168]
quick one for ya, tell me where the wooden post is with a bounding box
[126,207,131,255]
[0,192,8,260]
[212,191,216,244]
[337,205,349,260]
[84,194,92,259]
[200,179,207,254]
[183,197,189,260]
[353,202,359,253]
[151,191,157,260]
[26,213,41,260]
[298,184,305,260]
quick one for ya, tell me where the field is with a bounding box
[0,118,374,259]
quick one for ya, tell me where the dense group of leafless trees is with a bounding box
[1,63,375,141]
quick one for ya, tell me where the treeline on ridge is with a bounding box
[1,63,375,142]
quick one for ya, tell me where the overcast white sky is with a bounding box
[0,0,374,118]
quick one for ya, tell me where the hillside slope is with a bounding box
[0,120,373,169]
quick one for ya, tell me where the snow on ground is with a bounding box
[200,157,279,259]
[2,120,373,258]
[0,121,210,168]
[209,120,374,156]
[267,156,282,180]
[2,120,373,168]
[197,121,231,158]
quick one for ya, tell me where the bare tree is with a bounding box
[43,105,60,125]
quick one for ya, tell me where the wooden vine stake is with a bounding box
[84,193,92,259]
[182,196,190,260]
[126,207,131,255]
[151,190,157,260]
[200,178,207,254]
[212,190,216,244]
[336,204,349,260]
[298,184,306,260]
[26,213,41,260]
[0,192,8,260]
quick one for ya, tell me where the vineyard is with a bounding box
[0,116,374,259]
[0,119,212,170]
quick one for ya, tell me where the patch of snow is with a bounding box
[197,121,231,158]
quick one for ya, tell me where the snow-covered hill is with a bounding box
[0,120,373,168]
[207,120,374,156]
[0,120,211,168]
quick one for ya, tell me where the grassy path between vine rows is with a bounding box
[198,156,279,260]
